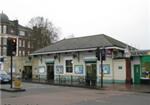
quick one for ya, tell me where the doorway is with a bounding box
[47,64,54,81]
[86,63,97,86]
[23,66,32,80]
[134,64,140,84]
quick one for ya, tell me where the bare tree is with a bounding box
[28,17,59,51]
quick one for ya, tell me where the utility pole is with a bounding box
[10,55,13,88]
[100,57,103,88]
[100,47,106,88]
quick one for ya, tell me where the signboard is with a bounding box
[74,65,84,74]
[99,64,111,74]
[39,67,45,73]
[38,66,45,74]
[56,65,64,74]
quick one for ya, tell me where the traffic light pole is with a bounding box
[10,55,13,88]
[96,47,105,88]
[100,47,106,88]
[100,54,103,88]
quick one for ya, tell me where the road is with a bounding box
[1,83,150,105]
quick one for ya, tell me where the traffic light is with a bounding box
[96,47,100,61]
[100,48,106,61]
[7,38,17,56]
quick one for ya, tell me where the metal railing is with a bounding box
[23,74,98,88]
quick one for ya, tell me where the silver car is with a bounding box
[0,70,11,84]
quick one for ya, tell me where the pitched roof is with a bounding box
[32,34,134,55]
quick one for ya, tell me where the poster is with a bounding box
[74,65,83,74]
[56,65,64,74]
[99,64,110,74]
[39,67,45,73]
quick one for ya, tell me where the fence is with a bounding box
[23,74,98,88]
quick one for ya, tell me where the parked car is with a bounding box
[0,70,11,84]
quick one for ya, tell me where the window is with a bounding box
[28,41,30,48]
[0,47,1,55]
[118,66,123,70]
[27,51,30,55]
[3,38,7,45]
[23,40,25,47]
[19,51,22,56]
[3,25,7,34]
[19,31,25,36]
[10,29,14,34]
[2,47,6,56]
[19,40,22,47]
[66,60,73,73]
[22,51,25,56]
[0,38,1,45]
[0,25,1,34]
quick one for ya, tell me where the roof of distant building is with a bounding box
[131,49,150,56]
[0,12,9,23]
[32,34,136,55]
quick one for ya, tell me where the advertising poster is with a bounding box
[56,65,64,74]
[74,65,84,74]
[99,64,110,74]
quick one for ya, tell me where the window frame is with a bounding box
[3,25,7,34]
[0,25,1,34]
[2,47,7,56]
[65,58,73,73]
[19,39,22,47]
[3,38,7,45]
[23,40,25,47]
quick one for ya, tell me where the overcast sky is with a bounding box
[0,0,150,49]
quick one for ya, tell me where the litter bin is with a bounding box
[14,76,22,89]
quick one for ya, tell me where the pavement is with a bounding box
[0,82,150,93]
[0,83,26,92]
[103,84,150,93]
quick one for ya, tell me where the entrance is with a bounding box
[86,63,97,86]
[47,64,54,81]
[134,64,140,84]
[23,66,32,80]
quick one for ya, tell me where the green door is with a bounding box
[134,65,140,84]
[86,63,97,86]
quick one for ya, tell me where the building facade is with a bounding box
[30,34,134,85]
[0,12,33,74]
[131,50,150,84]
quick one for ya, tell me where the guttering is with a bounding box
[30,46,125,56]
[30,48,96,55]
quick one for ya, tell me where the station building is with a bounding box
[30,34,135,85]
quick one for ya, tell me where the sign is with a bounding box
[99,64,111,74]
[38,66,45,74]
[74,65,84,74]
[56,65,64,74]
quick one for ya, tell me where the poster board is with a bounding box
[74,65,84,74]
[56,65,64,74]
[99,64,110,74]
